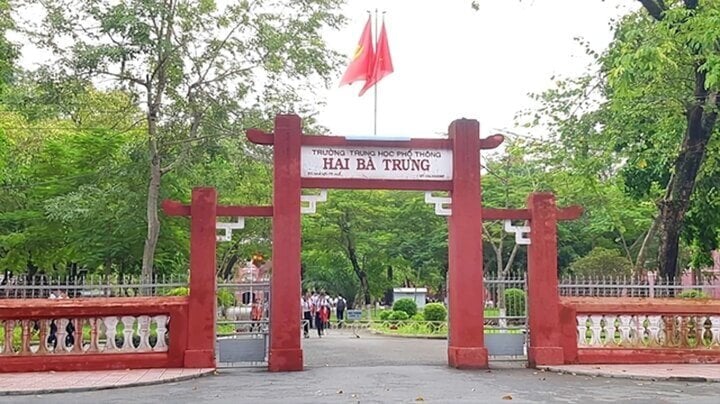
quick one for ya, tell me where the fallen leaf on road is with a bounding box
[502,395,513,400]
[415,396,425,401]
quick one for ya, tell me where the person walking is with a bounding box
[336,295,347,328]
[314,291,328,337]
[250,297,263,333]
[302,293,312,338]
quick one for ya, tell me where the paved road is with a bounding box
[4,330,719,403]
[303,329,448,368]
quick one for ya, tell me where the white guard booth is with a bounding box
[392,287,428,309]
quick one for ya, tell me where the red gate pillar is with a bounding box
[185,187,217,368]
[447,119,488,369]
[269,114,303,371]
[527,192,564,366]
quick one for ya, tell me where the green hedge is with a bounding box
[388,310,409,321]
[392,298,417,317]
[504,288,526,317]
[423,303,447,322]
[678,290,709,299]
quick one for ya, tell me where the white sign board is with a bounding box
[346,310,363,321]
[301,145,453,181]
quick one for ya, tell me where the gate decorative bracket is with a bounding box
[504,220,531,245]
[424,192,452,216]
[216,217,245,242]
[301,190,328,214]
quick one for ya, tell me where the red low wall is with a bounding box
[560,297,720,365]
[0,297,189,372]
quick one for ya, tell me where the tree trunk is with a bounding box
[657,83,717,280]
[346,245,371,305]
[141,113,162,293]
[338,210,372,304]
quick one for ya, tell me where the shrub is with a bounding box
[378,310,392,320]
[678,290,709,299]
[411,313,425,321]
[165,287,235,308]
[570,247,633,277]
[217,288,235,308]
[165,287,189,296]
[423,303,447,322]
[388,310,409,321]
[392,298,417,317]
[504,288,526,317]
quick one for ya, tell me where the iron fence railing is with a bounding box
[558,275,720,298]
[2,273,718,300]
[0,274,189,299]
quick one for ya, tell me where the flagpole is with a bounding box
[373,9,379,135]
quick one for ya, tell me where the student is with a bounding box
[315,291,328,337]
[251,298,263,333]
[336,295,347,328]
[302,293,312,338]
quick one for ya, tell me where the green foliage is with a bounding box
[570,247,633,278]
[422,303,447,322]
[165,287,189,297]
[378,310,392,321]
[504,289,526,317]
[677,290,710,299]
[302,190,447,305]
[410,313,425,321]
[392,298,418,317]
[217,288,236,307]
[0,0,17,93]
[388,310,409,321]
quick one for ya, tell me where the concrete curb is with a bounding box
[0,369,217,396]
[368,329,447,340]
[539,366,720,383]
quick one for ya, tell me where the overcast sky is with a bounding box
[11,0,640,144]
[317,0,640,141]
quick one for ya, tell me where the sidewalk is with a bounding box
[541,364,720,382]
[0,368,215,396]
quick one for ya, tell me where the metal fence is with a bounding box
[4,273,719,300]
[558,275,720,299]
[483,274,528,359]
[215,280,271,367]
[0,274,189,299]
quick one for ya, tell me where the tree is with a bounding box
[0,0,16,94]
[609,0,720,279]
[302,190,448,305]
[16,0,345,284]
[570,247,634,278]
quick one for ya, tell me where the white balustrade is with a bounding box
[711,316,720,346]
[577,315,589,346]
[0,315,170,356]
[576,313,720,349]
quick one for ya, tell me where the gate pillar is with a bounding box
[447,119,488,368]
[185,187,218,368]
[269,115,304,371]
[527,193,564,366]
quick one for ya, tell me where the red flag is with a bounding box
[359,21,394,96]
[339,16,375,86]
